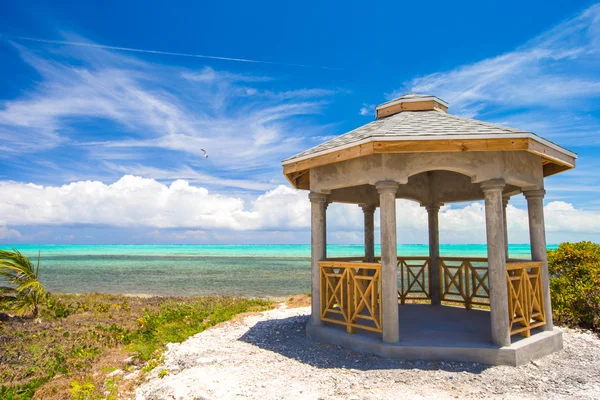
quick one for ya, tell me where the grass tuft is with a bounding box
[0,293,273,399]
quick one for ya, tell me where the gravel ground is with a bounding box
[136,305,600,400]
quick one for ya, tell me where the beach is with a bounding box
[137,304,600,400]
[0,244,551,297]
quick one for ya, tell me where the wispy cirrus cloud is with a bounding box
[392,4,600,121]
[0,34,340,187]
[181,66,273,84]
[102,162,275,191]
[9,35,338,69]
[359,103,374,116]
[384,3,600,212]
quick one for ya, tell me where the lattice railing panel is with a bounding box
[397,257,431,303]
[439,257,490,308]
[506,261,545,337]
[319,260,382,333]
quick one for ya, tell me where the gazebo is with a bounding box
[282,94,576,366]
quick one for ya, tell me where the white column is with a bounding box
[376,181,400,343]
[309,192,328,326]
[503,196,510,260]
[524,189,553,331]
[360,204,376,262]
[426,204,441,306]
[481,179,511,347]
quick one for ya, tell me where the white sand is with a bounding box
[136,305,600,400]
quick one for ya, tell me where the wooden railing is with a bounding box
[439,257,490,308]
[397,257,431,303]
[319,260,382,333]
[506,261,545,337]
[319,256,545,339]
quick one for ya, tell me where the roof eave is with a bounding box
[283,134,577,190]
[282,133,577,166]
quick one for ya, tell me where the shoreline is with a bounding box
[46,291,303,302]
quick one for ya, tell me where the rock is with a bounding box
[123,356,135,365]
[107,369,123,378]
[124,370,141,381]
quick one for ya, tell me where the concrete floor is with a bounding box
[398,304,493,347]
[308,304,563,365]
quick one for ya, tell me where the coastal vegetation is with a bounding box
[548,241,600,332]
[0,249,47,318]
[0,292,272,399]
[1,243,599,399]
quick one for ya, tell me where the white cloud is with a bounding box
[0,226,21,240]
[1,176,599,243]
[0,175,308,231]
[392,4,600,119]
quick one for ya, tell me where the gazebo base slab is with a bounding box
[307,304,563,366]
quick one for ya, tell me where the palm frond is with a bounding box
[0,248,47,316]
[15,279,45,293]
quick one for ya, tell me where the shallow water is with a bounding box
[0,244,555,297]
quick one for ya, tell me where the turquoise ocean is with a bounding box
[0,244,556,297]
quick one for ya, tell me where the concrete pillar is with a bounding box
[426,204,441,306]
[324,201,330,252]
[481,179,511,347]
[309,192,328,326]
[376,181,400,343]
[524,189,553,331]
[360,204,376,262]
[502,196,510,260]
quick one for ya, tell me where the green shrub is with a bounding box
[548,241,600,331]
[43,295,75,319]
[69,378,99,400]
[158,369,169,379]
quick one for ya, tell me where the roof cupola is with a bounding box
[375,93,448,119]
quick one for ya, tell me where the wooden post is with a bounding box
[309,191,328,327]
[524,189,553,331]
[426,204,441,306]
[361,204,376,262]
[481,179,511,347]
[376,181,400,343]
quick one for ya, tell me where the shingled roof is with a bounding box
[284,109,542,162]
[282,93,576,189]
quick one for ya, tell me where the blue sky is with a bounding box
[0,0,599,245]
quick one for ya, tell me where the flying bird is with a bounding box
[201,149,209,158]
